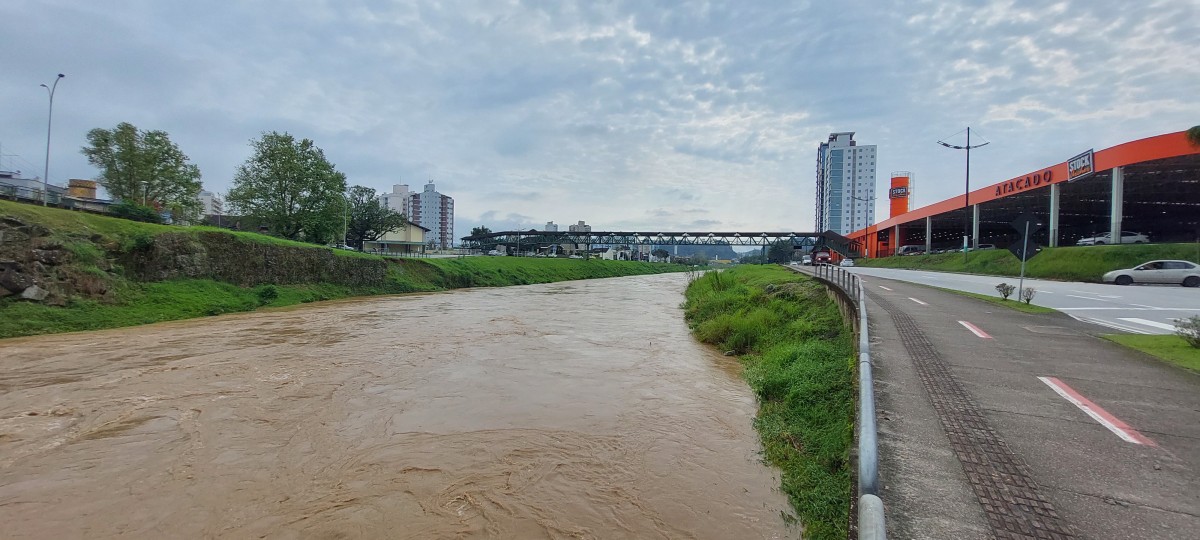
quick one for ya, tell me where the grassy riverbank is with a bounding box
[857,243,1200,282]
[683,266,854,540]
[0,200,686,338]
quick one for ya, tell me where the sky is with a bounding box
[2,0,1197,242]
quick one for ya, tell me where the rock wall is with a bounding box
[1,216,394,305]
[120,232,392,287]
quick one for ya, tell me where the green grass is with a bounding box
[1102,334,1200,373]
[684,266,853,540]
[931,287,1059,314]
[858,243,1200,282]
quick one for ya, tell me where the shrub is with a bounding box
[108,201,164,224]
[256,285,279,305]
[996,282,1015,300]
[1021,287,1036,304]
[1176,315,1200,348]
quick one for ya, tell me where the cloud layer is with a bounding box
[3,0,1196,239]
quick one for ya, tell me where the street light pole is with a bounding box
[938,127,989,263]
[40,73,65,207]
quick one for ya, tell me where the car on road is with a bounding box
[1102,260,1200,287]
[801,255,813,265]
[1077,231,1149,246]
[839,259,855,267]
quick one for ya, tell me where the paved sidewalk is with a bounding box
[858,275,1200,539]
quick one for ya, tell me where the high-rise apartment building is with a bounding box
[380,184,413,217]
[408,182,455,249]
[816,132,876,235]
[197,190,224,215]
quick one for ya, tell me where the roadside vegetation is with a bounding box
[0,201,686,339]
[1102,334,1200,373]
[683,265,854,540]
[858,243,1200,282]
[932,286,1058,314]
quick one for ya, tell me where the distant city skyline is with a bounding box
[3,2,1196,243]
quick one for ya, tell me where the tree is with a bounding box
[766,240,794,263]
[345,185,407,249]
[81,122,203,223]
[226,132,347,243]
[1188,126,1200,147]
[470,226,492,237]
[652,248,670,261]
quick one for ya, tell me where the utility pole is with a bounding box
[938,127,990,264]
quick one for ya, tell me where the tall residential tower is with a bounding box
[816,132,877,235]
[408,182,455,249]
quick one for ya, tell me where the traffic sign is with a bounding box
[1010,212,1044,234]
[1009,241,1039,262]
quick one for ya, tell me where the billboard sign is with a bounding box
[1067,149,1095,182]
[889,186,909,199]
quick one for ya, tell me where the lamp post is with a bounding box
[938,127,989,263]
[40,73,65,206]
[140,181,148,206]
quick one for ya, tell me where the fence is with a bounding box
[812,263,886,540]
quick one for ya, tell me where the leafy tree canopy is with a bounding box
[1188,125,1200,147]
[345,185,407,249]
[226,132,347,243]
[470,226,493,237]
[767,239,795,263]
[81,122,203,223]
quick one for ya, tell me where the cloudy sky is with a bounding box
[2,0,1197,240]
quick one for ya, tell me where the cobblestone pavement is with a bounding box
[875,294,1076,539]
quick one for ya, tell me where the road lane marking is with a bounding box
[1069,315,1153,334]
[878,286,893,291]
[1118,318,1178,331]
[1067,294,1115,302]
[908,297,928,305]
[1038,376,1157,446]
[1129,303,1157,309]
[958,320,992,339]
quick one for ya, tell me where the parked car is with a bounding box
[568,254,583,259]
[976,244,996,250]
[1102,260,1200,287]
[487,249,505,256]
[1077,231,1149,246]
[839,259,855,267]
[897,245,925,256]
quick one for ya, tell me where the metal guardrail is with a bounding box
[812,263,886,540]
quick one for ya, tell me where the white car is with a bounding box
[801,255,813,265]
[1103,260,1200,287]
[1077,231,1149,246]
[839,259,855,267]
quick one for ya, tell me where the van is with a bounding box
[897,245,925,256]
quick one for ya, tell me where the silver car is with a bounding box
[1103,260,1200,287]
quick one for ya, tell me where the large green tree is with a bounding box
[345,185,407,249]
[1187,125,1200,147]
[80,122,203,223]
[227,132,347,243]
[766,240,794,263]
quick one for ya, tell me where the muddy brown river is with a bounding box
[0,274,794,539]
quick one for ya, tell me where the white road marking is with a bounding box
[1117,318,1178,332]
[1067,294,1114,302]
[908,297,928,305]
[1038,376,1156,446]
[1129,303,1157,309]
[878,286,893,291]
[958,320,993,339]
[1069,315,1153,334]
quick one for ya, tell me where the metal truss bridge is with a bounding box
[461,230,863,256]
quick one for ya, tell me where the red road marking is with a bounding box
[957,320,992,339]
[1038,377,1157,446]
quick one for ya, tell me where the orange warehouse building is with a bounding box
[850,131,1200,258]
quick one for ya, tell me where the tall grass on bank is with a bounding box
[684,266,854,540]
[858,243,1200,282]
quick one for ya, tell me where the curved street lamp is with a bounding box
[938,127,989,262]
[40,73,65,207]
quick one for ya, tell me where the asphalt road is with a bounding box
[845,266,1200,335]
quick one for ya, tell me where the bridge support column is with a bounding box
[972,204,980,248]
[1049,183,1060,247]
[1110,166,1124,244]
[925,217,932,254]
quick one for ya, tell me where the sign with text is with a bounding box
[1067,149,1095,182]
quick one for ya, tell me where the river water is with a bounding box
[0,273,794,539]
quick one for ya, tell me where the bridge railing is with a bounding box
[812,263,886,540]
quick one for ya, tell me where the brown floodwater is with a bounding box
[0,273,794,539]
